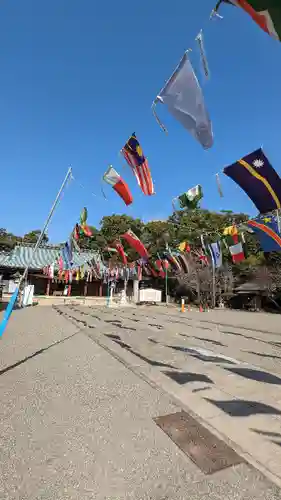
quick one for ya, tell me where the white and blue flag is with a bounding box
[209,241,222,268]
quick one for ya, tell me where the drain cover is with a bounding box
[154,411,244,474]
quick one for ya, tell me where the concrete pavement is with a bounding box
[54,304,281,487]
[1,305,281,499]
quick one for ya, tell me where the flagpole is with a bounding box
[0,167,72,336]
[209,246,216,309]
[165,264,168,306]
[19,167,73,288]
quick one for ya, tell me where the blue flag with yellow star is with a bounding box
[247,213,281,253]
[224,148,281,214]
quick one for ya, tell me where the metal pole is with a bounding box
[106,280,110,307]
[20,167,72,287]
[210,251,216,309]
[212,265,216,309]
[18,167,72,309]
[0,167,72,334]
[165,265,168,306]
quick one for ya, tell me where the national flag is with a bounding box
[247,213,281,252]
[113,240,128,265]
[81,225,92,237]
[148,261,160,278]
[143,263,152,277]
[121,230,149,259]
[137,264,142,281]
[178,241,191,252]
[229,242,245,263]
[58,256,63,272]
[200,235,207,254]
[122,133,154,196]
[177,253,190,273]
[209,241,222,268]
[155,259,165,278]
[80,207,88,225]
[62,242,72,269]
[68,238,74,263]
[178,185,203,210]
[74,223,80,241]
[79,207,93,237]
[223,225,239,244]
[162,259,170,270]
[224,148,281,214]
[193,248,209,265]
[103,166,133,206]
[216,1,281,41]
[152,51,213,149]
[164,252,182,272]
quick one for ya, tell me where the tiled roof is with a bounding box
[0,245,104,271]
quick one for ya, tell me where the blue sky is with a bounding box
[1,0,281,242]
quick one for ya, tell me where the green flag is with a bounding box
[178,185,203,210]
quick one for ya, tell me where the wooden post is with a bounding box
[84,282,88,297]
[46,279,51,296]
[99,282,103,297]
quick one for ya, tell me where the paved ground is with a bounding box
[1,305,281,499]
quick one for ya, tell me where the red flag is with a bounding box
[81,224,93,237]
[103,166,133,206]
[74,223,80,241]
[229,242,245,263]
[121,230,149,259]
[148,263,158,278]
[113,240,127,265]
[217,1,280,41]
[155,259,165,278]
[162,259,170,270]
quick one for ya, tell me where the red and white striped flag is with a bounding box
[122,133,154,196]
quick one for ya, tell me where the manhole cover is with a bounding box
[154,411,244,474]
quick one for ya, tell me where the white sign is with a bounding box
[8,280,18,294]
[139,288,162,303]
[22,285,34,307]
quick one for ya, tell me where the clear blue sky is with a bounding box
[1,0,281,242]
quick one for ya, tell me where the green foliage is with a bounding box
[142,220,176,256]
[0,228,20,251]
[100,214,144,240]
[76,226,106,251]
[23,230,48,244]
[168,209,250,247]
[0,209,278,291]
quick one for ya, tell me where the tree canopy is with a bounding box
[1,208,279,274]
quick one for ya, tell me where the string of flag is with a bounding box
[52,1,281,270]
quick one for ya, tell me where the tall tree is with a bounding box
[23,230,49,244]
[100,214,144,241]
[0,228,20,251]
